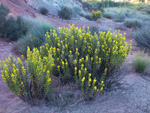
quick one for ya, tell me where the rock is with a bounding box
[27,0,82,16]
[28,0,58,15]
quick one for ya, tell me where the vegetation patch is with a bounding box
[0,4,29,41]
[133,52,150,73]
[58,6,73,20]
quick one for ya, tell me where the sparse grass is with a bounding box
[133,52,150,73]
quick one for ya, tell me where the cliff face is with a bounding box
[27,0,82,15]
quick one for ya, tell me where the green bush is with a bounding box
[58,6,73,20]
[13,18,57,55]
[112,13,126,22]
[0,4,29,41]
[0,48,54,103]
[124,18,143,29]
[91,10,102,21]
[39,7,49,15]
[103,12,114,19]
[0,4,9,17]
[133,53,149,73]
[132,26,150,49]
[41,24,132,99]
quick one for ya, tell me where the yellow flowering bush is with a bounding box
[0,47,54,102]
[41,24,132,99]
[91,10,102,21]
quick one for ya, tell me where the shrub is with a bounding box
[0,4,29,41]
[132,26,150,49]
[58,6,73,20]
[41,24,132,99]
[0,47,54,103]
[103,12,114,19]
[91,10,102,21]
[133,52,149,73]
[112,13,126,22]
[124,18,143,29]
[13,18,57,55]
[0,4,9,17]
[39,7,49,15]
[84,14,93,20]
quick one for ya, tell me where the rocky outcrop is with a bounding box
[27,0,82,15]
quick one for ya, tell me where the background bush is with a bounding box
[58,6,73,20]
[39,7,49,15]
[0,48,54,103]
[13,18,57,55]
[124,18,143,29]
[133,52,149,73]
[91,10,102,21]
[0,4,29,41]
[132,25,150,49]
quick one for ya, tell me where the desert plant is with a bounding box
[0,47,54,103]
[39,7,49,15]
[58,6,73,20]
[91,10,102,21]
[124,18,143,29]
[132,26,150,49]
[133,52,149,73]
[0,4,9,17]
[41,24,132,99]
[103,12,114,19]
[13,18,57,55]
[0,4,29,41]
[112,13,126,22]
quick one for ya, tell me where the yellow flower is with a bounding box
[94,86,97,90]
[82,77,85,82]
[89,78,91,82]
[47,78,51,83]
[89,73,91,77]
[100,87,103,91]
[93,78,97,83]
[101,81,104,84]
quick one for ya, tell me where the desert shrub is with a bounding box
[39,7,49,15]
[103,12,114,19]
[0,4,9,17]
[58,6,73,20]
[132,26,150,49]
[82,2,93,9]
[13,35,42,55]
[0,47,54,103]
[133,52,149,73]
[13,18,57,55]
[41,24,132,99]
[84,14,93,20]
[91,10,102,21]
[124,18,143,29]
[112,13,126,22]
[146,8,150,14]
[90,1,131,8]
[0,4,29,41]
